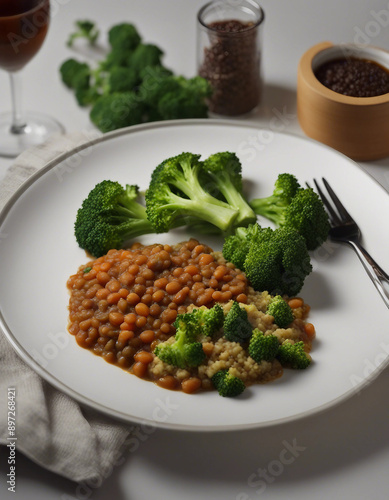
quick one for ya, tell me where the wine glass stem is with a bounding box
[9,72,27,134]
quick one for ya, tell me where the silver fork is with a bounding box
[309,177,389,309]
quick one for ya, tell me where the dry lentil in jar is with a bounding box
[198,19,261,115]
[315,57,389,97]
[67,239,248,387]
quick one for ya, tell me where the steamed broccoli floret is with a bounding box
[108,23,141,52]
[190,304,225,338]
[248,329,279,363]
[67,20,99,47]
[89,92,144,132]
[277,341,311,369]
[222,223,261,269]
[154,305,224,368]
[74,181,154,257]
[223,301,253,344]
[145,153,239,233]
[266,295,294,328]
[250,173,301,219]
[201,152,256,227]
[60,58,91,90]
[211,369,246,397]
[279,188,330,251]
[223,223,312,296]
[244,226,312,296]
[251,175,330,250]
[154,313,206,368]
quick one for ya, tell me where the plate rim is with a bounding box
[1,118,388,432]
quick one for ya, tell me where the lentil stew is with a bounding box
[67,239,313,395]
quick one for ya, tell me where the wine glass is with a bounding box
[0,0,64,157]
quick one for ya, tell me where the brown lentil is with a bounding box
[157,375,178,391]
[182,377,202,394]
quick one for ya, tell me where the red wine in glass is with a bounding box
[0,0,64,157]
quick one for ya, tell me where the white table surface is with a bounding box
[1,1,389,499]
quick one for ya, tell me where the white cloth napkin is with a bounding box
[0,132,131,483]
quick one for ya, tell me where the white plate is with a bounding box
[1,119,388,431]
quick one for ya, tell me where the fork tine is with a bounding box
[311,179,342,225]
[322,178,353,222]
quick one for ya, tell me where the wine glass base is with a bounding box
[0,111,65,158]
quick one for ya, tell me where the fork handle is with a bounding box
[347,240,389,309]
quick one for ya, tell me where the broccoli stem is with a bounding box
[120,218,155,240]
[117,197,148,220]
[160,191,238,231]
[171,158,236,212]
[208,172,256,226]
[249,196,285,225]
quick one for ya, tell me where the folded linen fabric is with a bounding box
[0,132,131,483]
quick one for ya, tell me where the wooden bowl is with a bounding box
[297,42,389,161]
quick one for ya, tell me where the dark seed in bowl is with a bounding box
[315,57,389,97]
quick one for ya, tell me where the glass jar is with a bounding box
[197,0,265,116]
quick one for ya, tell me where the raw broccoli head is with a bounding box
[60,59,102,107]
[99,48,133,71]
[75,87,100,107]
[244,226,312,296]
[67,20,99,47]
[211,369,246,397]
[60,59,91,90]
[108,23,141,52]
[222,223,261,269]
[74,181,154,257]
[281,188,330,250]
[248,329,280,363]
[202,152,256,227]
[107,67,139,93]
[89,92,144,132]
[157,87,208,120]
[156,76,212,120]
[138,66,177,107]
[223,301,253,344]
[139,73,211,121]
[145,152,239,233]
[266,295,294,328]
[129,43,164,75]
[277,341,311,369]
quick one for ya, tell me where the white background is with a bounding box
[1,0,389,499]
